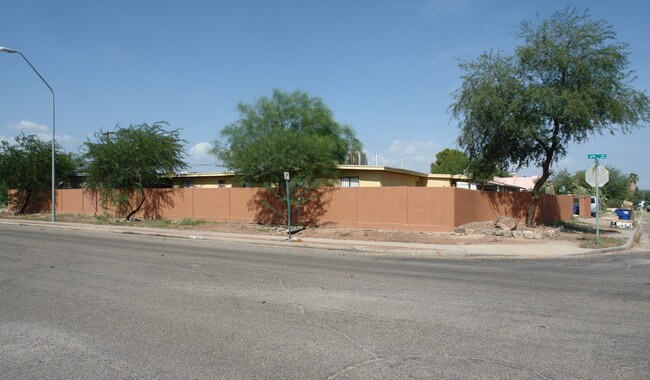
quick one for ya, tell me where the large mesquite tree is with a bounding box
[213,89,361,224]
[215,89,361,188]
[0,134,77,214]
[451,7,650,226]
[83,122,187,220]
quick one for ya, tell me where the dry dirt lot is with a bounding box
[0,211,632,247]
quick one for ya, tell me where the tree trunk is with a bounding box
[525,157,553,227]
[19,189,32,215]
[126,189,146,221]
[525,191,540,227]
[526,118,561,227]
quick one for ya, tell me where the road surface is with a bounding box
[1,223,649,379]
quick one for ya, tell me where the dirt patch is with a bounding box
[1,212,624,246]
[294,226,503,245]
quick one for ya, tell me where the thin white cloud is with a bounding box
[51,134,80,146]
[380,140,440,173]
[31,132,80,146]
[189,142,213,161]
[7,120,49,133]
[555,157,576,171]
[4,120,80,147]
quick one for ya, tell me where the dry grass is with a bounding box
[577,236,627,249]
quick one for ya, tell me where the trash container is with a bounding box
[573,204,579,215]
[615,208,632,220]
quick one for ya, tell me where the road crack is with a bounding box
[276,276,305,315]
[325,357,383,380]
[320,323,379,359]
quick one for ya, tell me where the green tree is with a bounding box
[542,169,575,195]
[0,134,77,214]
[430,148,469,174]
[83,122,187,220]
[213,89,361,223]
[0,181,7,207]
[542,169,592,196]
[600,166,631,207]
[451,8,650,226]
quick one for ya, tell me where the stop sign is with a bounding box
[585,165,609,188]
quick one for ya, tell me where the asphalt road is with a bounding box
[1,223,649,379]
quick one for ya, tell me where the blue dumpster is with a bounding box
[573,204,579,215]
[615,208,632,220]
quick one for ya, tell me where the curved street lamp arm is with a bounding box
[0,46,56,222]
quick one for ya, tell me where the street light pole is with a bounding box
[1,46,56,222]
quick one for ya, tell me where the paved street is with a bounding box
[1,223,649,379]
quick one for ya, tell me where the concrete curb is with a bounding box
[0,219,475,258]
[0,217,641,259]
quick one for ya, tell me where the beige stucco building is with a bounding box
[174,172,238,188]
[171,165,525,191]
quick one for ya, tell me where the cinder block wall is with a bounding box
[49,187,573,232]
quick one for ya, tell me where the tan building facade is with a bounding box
[171,165,524,191]
[335,165,427,187]
[173,172,238,188]
[172,165,440,188]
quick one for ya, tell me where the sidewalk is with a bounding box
[1,216,643,259]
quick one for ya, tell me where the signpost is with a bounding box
[585,165,609,187]
[586,154,609,245]
[284,171,291,240]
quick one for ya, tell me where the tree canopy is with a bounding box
[543,166,633,207]
[430,148,469,175]
[538,165,644,215]
[542,169,582,195]
[213,89,361,226]
[599,166,632,207]
[451,7,650,226]
[82,122,187,220]
[0,134,77,214]
[0,181,7,207]
[214,89,361,189]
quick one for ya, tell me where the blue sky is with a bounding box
[2,1,649,188]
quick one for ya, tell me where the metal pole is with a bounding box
[595,159,599,245]
[0,47,56,222]
[285,178,291,240]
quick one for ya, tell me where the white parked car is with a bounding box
[591,196,599,216]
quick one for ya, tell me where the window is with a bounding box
[181,181,194,188]
[340,176,359,187]
[218,179,226,188]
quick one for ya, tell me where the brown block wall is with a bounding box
[50,187,574,232]
[405,187,456,231]
[193,188,230,220]
[578,196,592,218]
[453,189,529,227]
[229,188,258,222]
[57,189,85,214]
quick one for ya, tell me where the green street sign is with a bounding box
[588,154,607,159]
